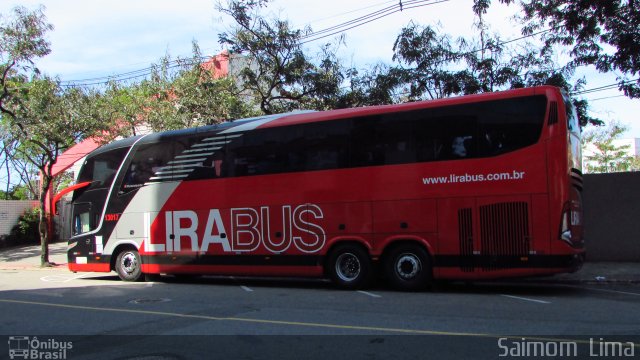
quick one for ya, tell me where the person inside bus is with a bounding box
[483,129,506,155]
[451,135,472,157]
[210,151,226,178]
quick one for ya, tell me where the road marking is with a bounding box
[2,297,638,348]
[582,287,640,297]
[240,286,254,292]
[0,297,479,335]
[40,273,91,283]
[500,294,550,304]
[357,290,381,298]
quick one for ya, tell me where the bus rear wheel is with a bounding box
[115,249,143,282]
[385,244,432,291]
[327,244,372,290]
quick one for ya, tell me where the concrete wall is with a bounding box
[0,200,39,236]
[583,172,640,262]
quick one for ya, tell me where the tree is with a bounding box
[139,44,257,131]
[217,0,345,114]
[2,76,112,265]
[475,0,640,99]
[391,22,463,100]
[583,121,635,173]
[1,6,53,200]
[334,64,405,108]
[389,18,603,127]
[1,5,53,117]
[100,81,149,137]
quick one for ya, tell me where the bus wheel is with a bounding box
[385,244,432,291]
[115,249,143,282]
[327,244,372,289]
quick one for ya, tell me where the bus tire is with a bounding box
[327,244,372,290]
[115,248,143,282]
[385,244,432,291]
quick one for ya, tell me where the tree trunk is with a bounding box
[39,211,49,267]
[39,176,52,267]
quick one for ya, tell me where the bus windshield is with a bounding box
[76,147,129,191]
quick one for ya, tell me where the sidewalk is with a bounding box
[0,242,638,283]
[534,261,640,284]
[0,241,68,270]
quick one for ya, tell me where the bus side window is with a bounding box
[385,141,415,164]
[479,129,506,155]
[417,138,444,161]
[211,151,226,178]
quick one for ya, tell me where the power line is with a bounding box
[55,0,638,100]
[60,1,397,85]
[61,57,208,87]
[585,94,627,102]
[61,0,449,86]
[571,78,639,96]
[301,0,450,44]
[304,0,398,26]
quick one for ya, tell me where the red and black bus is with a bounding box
[65,85,584,290]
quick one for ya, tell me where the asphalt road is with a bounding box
[1,269,639,359]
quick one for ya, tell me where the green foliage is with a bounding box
[0,183,35,200]
[1,7,113,264]
[217,0,346,114]
[0,5,53,70]
[12,206,40,242]
[583,121,635,173]
[0,207,40,248]
[1,6,53,121]
[97,42,259,134]
[477,0,640,99]
[139,43,258,131]
[387,21,599,125]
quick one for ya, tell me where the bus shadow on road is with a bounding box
[73,273,587,297]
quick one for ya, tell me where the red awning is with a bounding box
[51,138,101,177]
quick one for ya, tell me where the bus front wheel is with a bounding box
[385,244,432,291]
[115,249,143,282]
[326,244,372,289]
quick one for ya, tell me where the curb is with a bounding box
[0,263,68,271]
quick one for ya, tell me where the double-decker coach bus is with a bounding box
[65,85,584,290]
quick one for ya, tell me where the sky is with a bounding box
[2,0,639,138]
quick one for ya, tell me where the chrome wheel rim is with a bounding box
[121,252,138,274]
[396,253,421,280]
[335,253,361,282]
